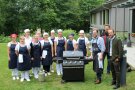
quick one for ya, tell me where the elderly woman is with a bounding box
[30,35,42,79]
[15,36,31,82]
[54,29,67,75]
[41,32,54,76]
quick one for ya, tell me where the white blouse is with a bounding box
[7,42,18,47]
[77,37,89,45]
[54,37,66,45]
[15,43,31,51]
[40,39,53,47]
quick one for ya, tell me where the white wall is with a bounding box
[116,8,125,31]
[96,12,100,25]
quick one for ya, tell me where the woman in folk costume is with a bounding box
[30,35,42,79]
[90,29,105,84]
[67,34,77,51]
[15,36,31,82]
[7,34,19,80]
[77,30,89,56]
[49,30,56,73]
[54,29,67,75]
[24,29,32,45]
[41,32,54,76]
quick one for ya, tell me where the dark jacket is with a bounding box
[101,30,110,53]
[111,36,123,61]
[102,35,109,53]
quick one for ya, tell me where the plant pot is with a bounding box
[131,33,135,37]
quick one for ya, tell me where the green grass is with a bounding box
[0,43,135,90]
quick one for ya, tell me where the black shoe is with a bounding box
[113,85,120,89]
[111,81,116,85]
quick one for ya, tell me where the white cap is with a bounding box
[24,29,30,33]
[43,32,49,36]
[51,30,55,33]
[57,29,63,33]
[37,28,41,32]
[79,30,84,33]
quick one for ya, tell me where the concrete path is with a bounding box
[124,45,135,70]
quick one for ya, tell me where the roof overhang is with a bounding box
[116,0,135,8]
[90,0,135,13]
[90,0,118,13]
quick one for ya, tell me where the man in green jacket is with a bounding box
[108,29,123,89]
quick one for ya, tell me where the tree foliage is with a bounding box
[0,0,104,35]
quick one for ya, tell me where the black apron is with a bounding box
[42,42,52,66]
[67,40,74,51]
[78,39,86,56]
[56,39,65,57]
[51,37,55,57]
[92,38,102,72]
[9,44,18,69]
[18,45,31,71]
[30,42,41,67]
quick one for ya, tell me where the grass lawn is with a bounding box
[0,43,135,90]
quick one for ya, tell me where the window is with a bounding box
[105,9,109,24]
[103,10,105,24]
[91,13,96,24]
[100,11,103,24]
[132,9,135,33]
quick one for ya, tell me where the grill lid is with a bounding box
[63,51,84,58]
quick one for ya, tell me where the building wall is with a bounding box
[91,2,130,32]
[90,0,135,42]
[110,8,116,30]
[116,8,125,31]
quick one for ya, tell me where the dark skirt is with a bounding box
[42,52,52,66]
[31,56,41,67]
[18,54,31,71]
[56,46,64,57]
[93,54,102,73]
[8,53,18,69]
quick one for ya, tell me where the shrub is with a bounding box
[0,35,11,43]
[62,29,78,40]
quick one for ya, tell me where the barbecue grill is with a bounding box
[62,51,86,82]
[52,51,93,82]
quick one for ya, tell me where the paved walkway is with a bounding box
[124,45,135,70]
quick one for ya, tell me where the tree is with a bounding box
[0,0,104,35]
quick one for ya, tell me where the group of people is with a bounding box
[7,24,123,89]
[7,29,89,82]
[90,25,123,89]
